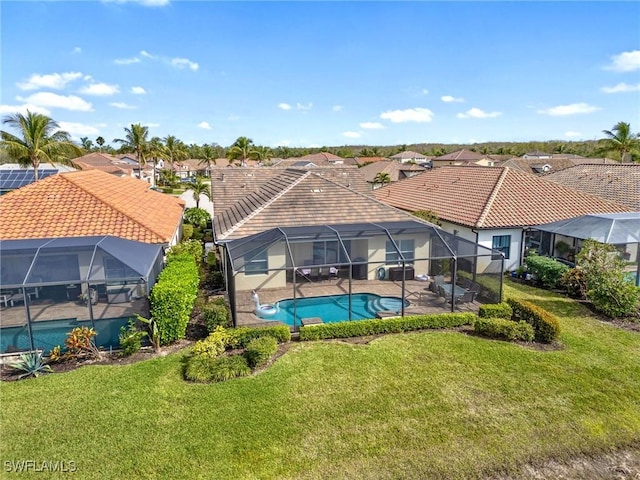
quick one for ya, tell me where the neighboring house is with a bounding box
[359,161,426,188]
[299,152,346,165]
[374,166,631,272]
[73,152,154,182]
[353,156,390,166]
[0,170,185,355]
[390,151,429,164]
[500,157,617,175]
[0,169,185,246]
[0,163,75,195]
[171,159,211,179]
[431,149,495,168]
[544,163,640,211]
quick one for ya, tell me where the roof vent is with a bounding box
[311,189,323,193]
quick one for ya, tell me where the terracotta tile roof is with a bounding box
[211,166,371,221]
[0,170,185,243]
[353,156,390,165]
[544,163,640,210]
[374,166,631,229]
[432,149,488,161]
[359,161,426,183]
[299,152,344,162]
[214,170,413,240]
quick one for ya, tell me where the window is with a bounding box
[244,249,268,275]
[492,235,511,260]
[312,240,350,265]
[386,239,414,265]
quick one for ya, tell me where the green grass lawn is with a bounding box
[1,280,639,479]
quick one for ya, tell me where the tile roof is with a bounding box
[299,152,344,162]
[359,161,426,183]
[390,151,427,160]
[213,169,411,240]
[432,149,489,161]
[374,166,631,229]
[544,163,640,210]
[353,156,390,165]
[0,170,185,243]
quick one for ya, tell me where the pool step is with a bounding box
[301,317,323,326]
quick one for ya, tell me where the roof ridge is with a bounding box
[476,167,509,227]
[62,172,168,242]
[219,171,312,239]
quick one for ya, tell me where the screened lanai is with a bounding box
[220,220,504,328]
[0,236,164,354]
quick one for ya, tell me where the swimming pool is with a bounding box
[263,293,409,326]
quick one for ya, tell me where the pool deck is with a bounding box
[235,277,481,328]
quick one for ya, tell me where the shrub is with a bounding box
[244,336,278,368]
[524,255,569,289]
[10,351,53,379]
[182,224,194,241]
[192,326,232,359]
[150,251,199,345]
[228,326,292,348]
[507,298,560,343]
[65,326,101,359]
[184,207,211,229]
[474,318,534,342]
[185,355,250,383]
[168,239,203,264]
[478,302,513,319]
[561,268,587,299]
[299,313,475,341]
[118,320,147,357]
[203,303,231,331]
[206,251,217,268]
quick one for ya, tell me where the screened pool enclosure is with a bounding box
[0,236,164,354]
[220,220,504,328]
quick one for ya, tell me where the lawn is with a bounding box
[1,280,639,479]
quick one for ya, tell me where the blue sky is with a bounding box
[2,1,639,149]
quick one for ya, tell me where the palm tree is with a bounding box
[599,121,640,162]
[253,145,273,165]
[80,136,94,152]
[227,136,258,166]
[197,144,218,173]
[0,110,82,181]
[373,172,391,188]
[95,136,105,152]
[162,135,188,169]
[113,123,149,179]
[188,175,211,208]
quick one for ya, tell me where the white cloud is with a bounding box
[278,103,292,110]
[109,102,137,109]
[58,122,100,137]
[441,95,464,103]
[604,50,640,72]
[457,107,502,119]
[332,105,343,112]
[537,103,600,116]
[171,57,199,71]
[343,131,361,138]
[17,92,93,112]
[360,122,384,129]
[114,56,140,65]
[102,0,170,7]
[601,82,640,94]
[198,121,212,130]
[296,102,312,111]
[565,131,581,138]
[80,83,120,96]
[17,72,82,91]
[0,103,51,116]
[380,107,434,123]
[131,86,147,94]
[140,50,155,58]
[72,47,82,54]
[422,89,429,95]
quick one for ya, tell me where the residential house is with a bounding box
[374,166,631,272]
[0,170,185,354]
[359,161,426,188]
[431,149,495,168]
[500,156,617,175]
[73,152,155,182]
[353,156,390,166]
[298,152,346,165]
[390,151,430,164]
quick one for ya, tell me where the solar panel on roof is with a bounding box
[0,169,58,190]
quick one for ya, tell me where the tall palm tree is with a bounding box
[80,136,94,152]
[188,176,211,208]
[95,136,105,152]
[147,136,168,188]
[253,145,273,165]
[227,136,258,166]
[197,144,218,172]
[0,110,82,181]
[599,121,639,162]
[162,135,188,169]
[113,123,150,179]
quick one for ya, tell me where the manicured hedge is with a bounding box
[474,317,534,342]
[203,303,230,331]
[507,298,560,343]
[184,355,250,383]
[229,326,291,347]
[478,303,513,319]
[150,251,199,345]
[524,255,569,289]
[244,337,278,368]
[299,313,475,341]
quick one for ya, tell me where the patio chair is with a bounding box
[309,267,320,282]
[430,275,445,293]
[437,285,452,302]
[454,290,476,310]
[467,282,480,293]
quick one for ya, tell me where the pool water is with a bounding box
[264,293,409,326]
